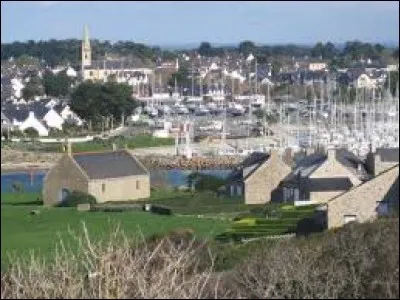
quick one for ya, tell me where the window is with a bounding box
[89,71,93,76]
[136,180,140,190]
[102,183,106,193]
[343,215,357,224]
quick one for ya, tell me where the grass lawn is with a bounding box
[2,135,175,153]
[133,189,264,215]
[0,190,316,268]
[0,191,238,264]
[1,205,229,265]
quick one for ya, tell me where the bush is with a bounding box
[58,191,97,207]
[23,127,39,139]
[149,205,173,216]
[1,224,232,299]
[11,181,24,193]
[231,218,399,299]
[187,173,227,192]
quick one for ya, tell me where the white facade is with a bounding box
[11,78,24,99]
[66,67,77,77]
[355,74,376,89]
[59,105,83,126]
[19,112,49,136]
[308,62,327,71]
[43,108,64,130]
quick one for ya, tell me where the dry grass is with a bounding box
[1,218,399,299]
[1,224,236,299]
[232,218,399,299]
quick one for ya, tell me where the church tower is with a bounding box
[81,24,92,69]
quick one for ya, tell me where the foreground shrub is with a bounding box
[1,218,398,299]
[0,224,235,299]
[232,218,399,299]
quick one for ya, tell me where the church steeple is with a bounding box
[81,24,92,69]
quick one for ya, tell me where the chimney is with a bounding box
[270,149,278,159]
[327,147,336,160]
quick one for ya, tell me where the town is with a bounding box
[1,1,399,299]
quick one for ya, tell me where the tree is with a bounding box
[22,75,44,100]
[311,42,324,58]
[168,66,191,87]
[43,70,73,97]
[70,81,137,128]
[374,43,385,54]
[239,41,256,56]
[24,127,39,138]
[323,42,337,59]
[198,42,213,57]
[384,71,399,96]
[392,47,399,60]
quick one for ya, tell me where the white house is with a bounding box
[11,78,24,99]
[308,62,327,72]
[354,74,375,89]
[19,112,49,136]
[43,108,64,130]
[66,67,77,77]
[45,99,59,109]
[58,105,83,126]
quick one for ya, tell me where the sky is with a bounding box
[1,1,399,47]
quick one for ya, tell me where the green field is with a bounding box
[1,192,230,262]
[1,190,317,269]
[1,135,175,153]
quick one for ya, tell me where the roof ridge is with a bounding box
[72,149,125,156]
[324,163,399,205]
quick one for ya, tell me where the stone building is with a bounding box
[365,147,399,176]
[43,144,150,205]
[325,164,399,229]
[277,148,371,205]
[221,151,291,204]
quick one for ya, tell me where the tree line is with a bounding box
[2,39,398,69]
[1,39,175,68]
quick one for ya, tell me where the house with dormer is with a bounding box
[277,148,371,205]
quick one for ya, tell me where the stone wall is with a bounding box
[88,175,150,203]
[327,165,399,229]
[244,152,291,204]
[42,155,89,206]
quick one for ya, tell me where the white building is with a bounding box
[43,108,65,130]
[308,62,328,71]
[19,112,49,136]
[11,78,24,99]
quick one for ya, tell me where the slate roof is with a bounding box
[72,150,148,180]
[282,148,369,184]
[305,177,353,192]
[227,152,270,182]
[376,148,399,163]
[84,59,148,70]
[2,104,30,122]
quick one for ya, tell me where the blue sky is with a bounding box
[1,1,399,46]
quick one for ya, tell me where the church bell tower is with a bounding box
[81,25,92,69]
